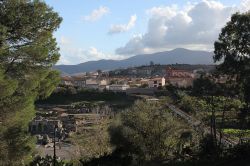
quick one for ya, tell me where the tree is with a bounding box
[109,100,197,163]
[140,83,148,88]
[109,79,116,85]
[213,12,250,103]
[213,11,250,128]
[192,76,215,96]
[179,94,243,149]
[214,12,250,76]
[179,94,208,114]
[0,0,62,165]
[205,96,244,147]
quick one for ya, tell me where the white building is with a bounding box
[98,79,108,86]
[72,76,85,88]
[148,77,165,88]
[107,84,130,91]
[85,79,99,89]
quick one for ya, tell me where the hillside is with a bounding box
[54,48,214,74]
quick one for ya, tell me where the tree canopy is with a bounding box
[109,100,198,163]
[213,11,250,103]
[214,12,250,76]
[213,11,250,129]
[0,0,62,165]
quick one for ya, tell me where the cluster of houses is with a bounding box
[60,67,206,91]
[165,67,195,88]
[61,76,131,91]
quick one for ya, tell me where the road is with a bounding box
[166,104,238,147]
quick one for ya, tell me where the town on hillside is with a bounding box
[60,64,217,92]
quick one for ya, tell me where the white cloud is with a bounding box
[116,0,250,56]
[108,15,137,34]
[57,37,124,65]
[83,6,109,22]
[146,5,178,18]
[84,47,119,60]
[239,0,250,11]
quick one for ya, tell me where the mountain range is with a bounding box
[54,48,214,75]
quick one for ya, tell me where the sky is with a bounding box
[44,0,250,65]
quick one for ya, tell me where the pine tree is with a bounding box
[0,0,62,165]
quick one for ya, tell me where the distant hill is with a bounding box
[54,48,214,75]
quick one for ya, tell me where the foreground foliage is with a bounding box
[107,100,199,164]
[214,11,250,126]
[28,155,73,166]
[0,0,62,165]
[70,119,112,162]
